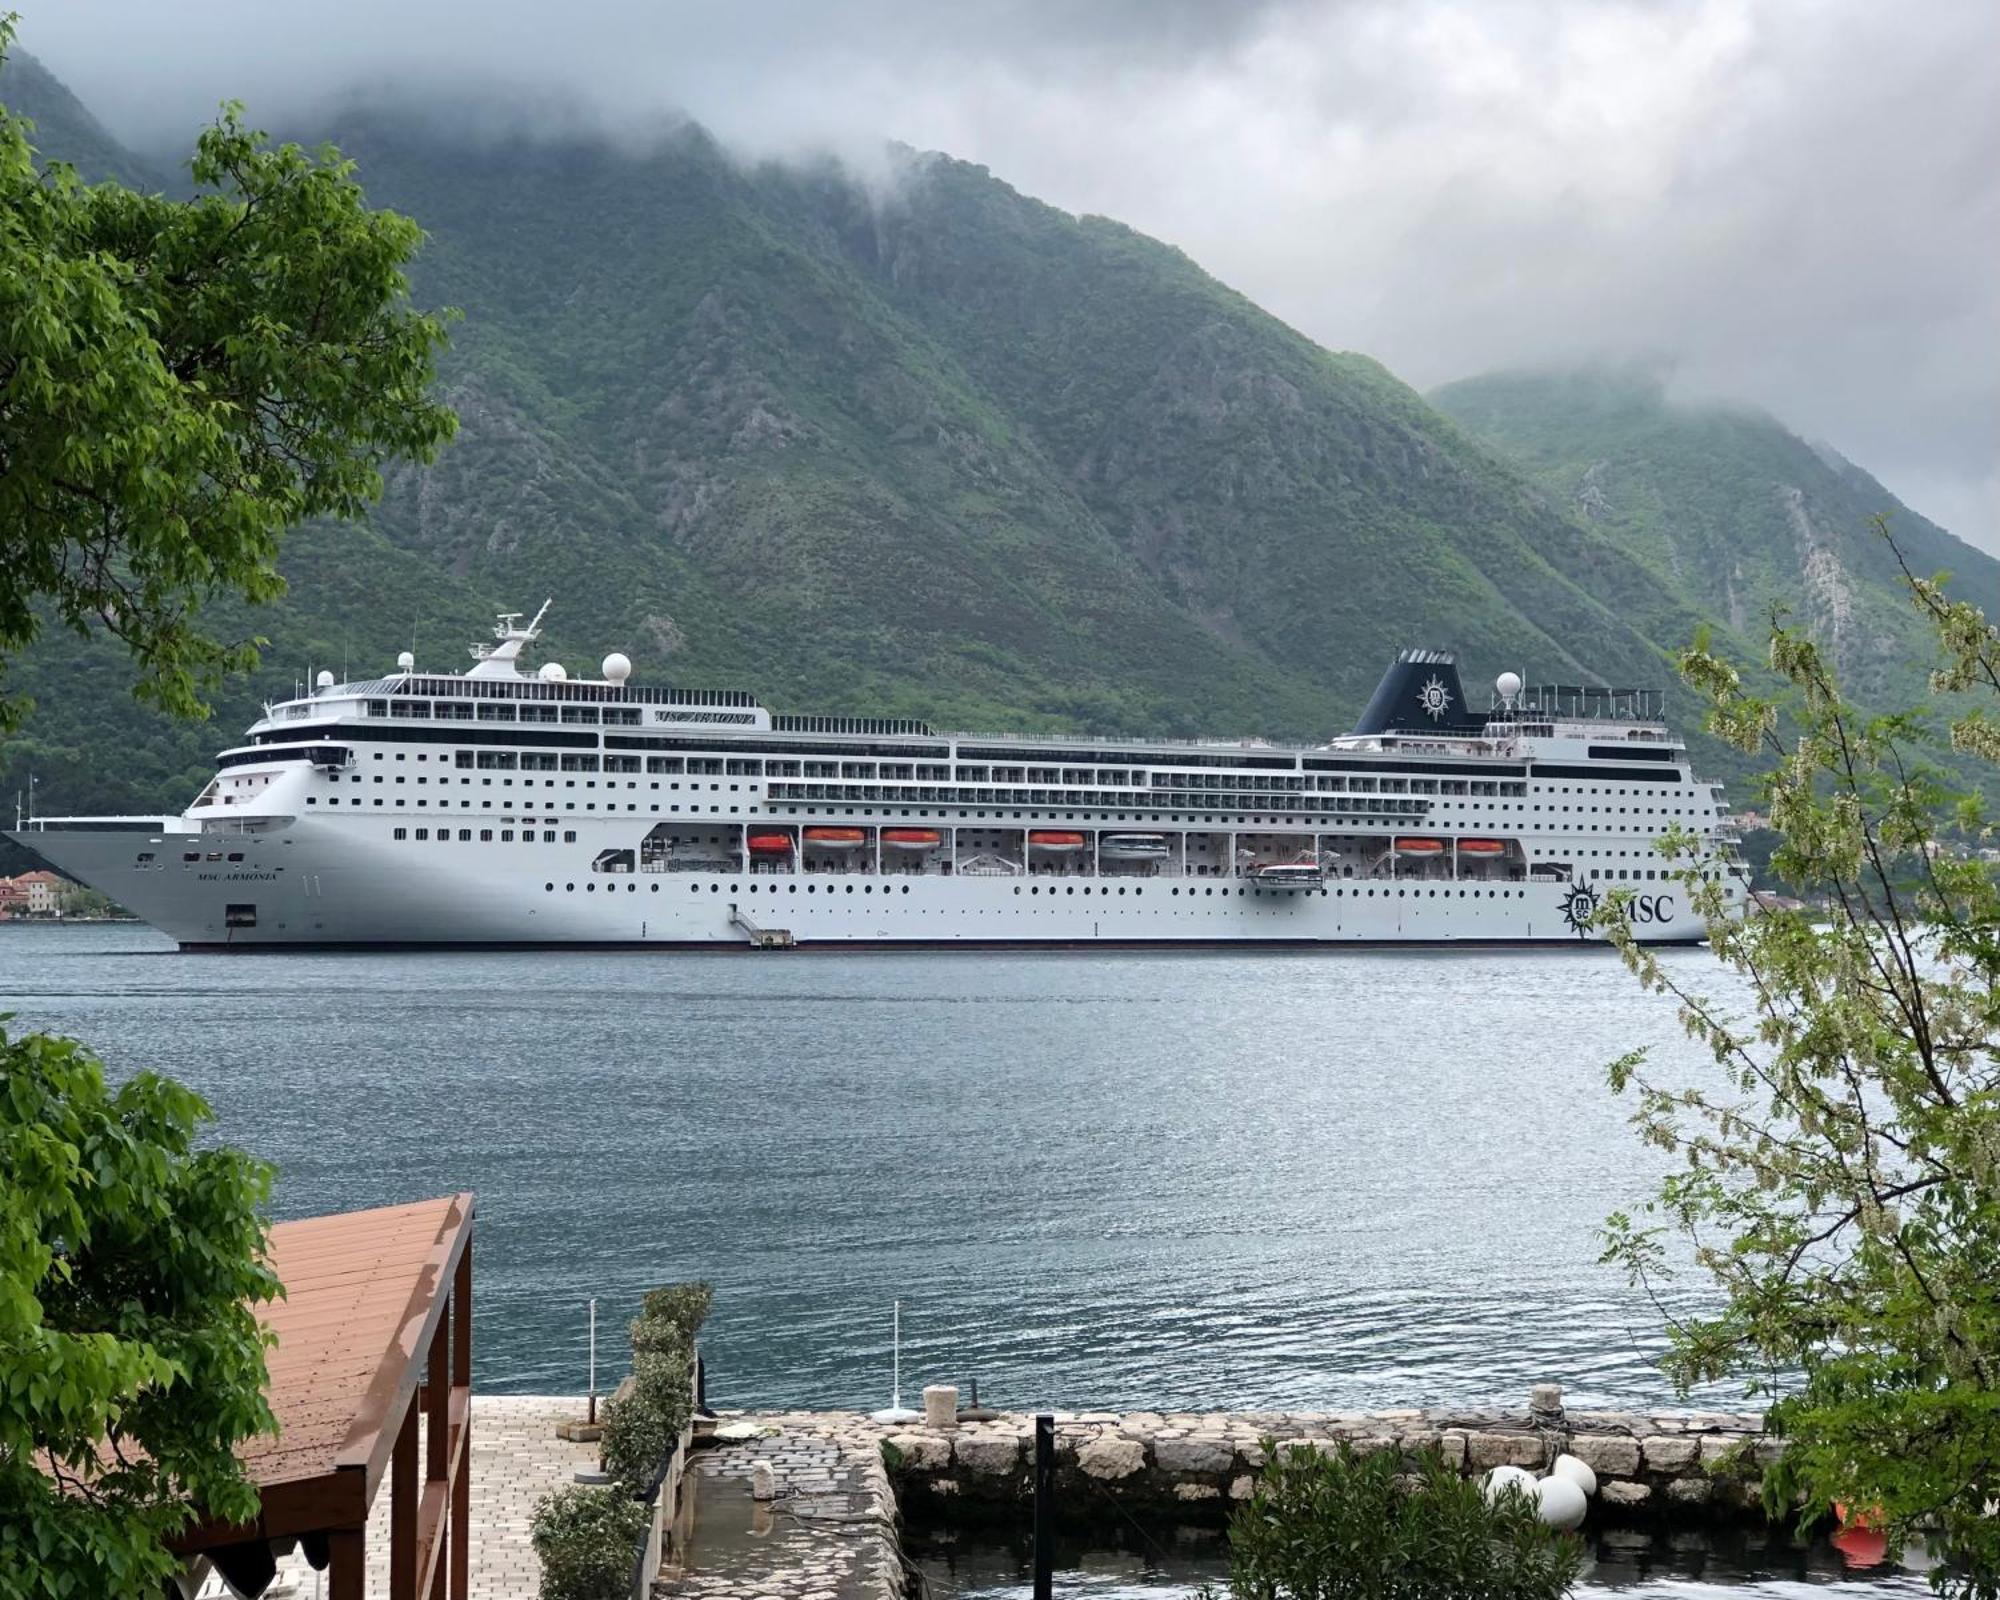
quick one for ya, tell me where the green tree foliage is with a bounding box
[528,1484,650,1600]
[0,1027,281,1598]
[1211,1441,1581,1600]
[0,19,456,1594]
[1601,528,2000,1596]
[0,17,455,732]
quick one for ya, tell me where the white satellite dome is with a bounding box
[538,661,568,681]
[315,669,335,689]
[1495,670,1523,701]
[601,652,632,684]
[396,650,415,671]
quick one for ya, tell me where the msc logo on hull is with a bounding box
[1560,877,1677,937]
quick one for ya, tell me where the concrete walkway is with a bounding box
[263,1395,598,1600]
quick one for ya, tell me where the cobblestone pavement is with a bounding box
[262,1395,599,1600]
[657,1412,903,1600]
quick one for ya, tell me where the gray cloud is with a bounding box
[21,0,1998,554]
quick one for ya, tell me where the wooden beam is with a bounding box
[391,1398,418,1600]
[450,1235,472,1600]
[328,1528,365,1600]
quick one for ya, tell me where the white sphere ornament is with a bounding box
[315,669,335,689]
[601,651,632,684]
[539,661,568,682]
[1550,1453,1597,1497]
[1535,1473,1588,1532]
[1496,670,1523,701]
[1483,1465,1536,1504]
[396,650,415,671]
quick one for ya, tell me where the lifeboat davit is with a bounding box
[1455,838,1507,856]
[1028,831,1087,853]
[1394,837,1445,856]
[803,827,866,850]
[881,828,942,852]
[746,833,794,855]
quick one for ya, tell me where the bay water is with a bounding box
[5,923,1934,1595]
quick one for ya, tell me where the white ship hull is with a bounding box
[12,820,1709,949]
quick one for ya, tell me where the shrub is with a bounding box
[1215,1441,1582,1600]
[530,1484,650,1600]
[601,1347,694,1496]
[637,1281,712,1340]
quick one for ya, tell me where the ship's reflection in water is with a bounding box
[907,1523,1936,1597]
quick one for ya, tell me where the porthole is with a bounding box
[545,882,554,892]
[565,883,575,892]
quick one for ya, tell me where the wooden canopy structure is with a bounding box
[176,1193,476,1600]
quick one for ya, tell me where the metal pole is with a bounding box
[892,1300,902,1409]
[588,1298,598,1425]
[1033,1413,1055,1600]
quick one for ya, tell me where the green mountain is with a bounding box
[0,46,157,188]
[16,58,1951,856]
[1430,367,1998,710]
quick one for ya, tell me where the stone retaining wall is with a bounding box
[875,1392,1782,1527]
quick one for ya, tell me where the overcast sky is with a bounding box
[21,0,1999,556]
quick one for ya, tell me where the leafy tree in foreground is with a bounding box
[0,16,456,1596]
[1601,526,2000,1597]
[0,1029,280,1596]
[0,17,455,731]
[1211,1440,1582,1600]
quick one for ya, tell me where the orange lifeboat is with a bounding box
[1455,838,1507,856]
[1394,837,1445,856]
[803,827,866,849]
[746,833,794,855]
[1028,830,1087,852]
[881,828,942,851]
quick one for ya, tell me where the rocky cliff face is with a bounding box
[1432,368,1996,710]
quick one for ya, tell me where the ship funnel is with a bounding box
[1350,648,1484,735]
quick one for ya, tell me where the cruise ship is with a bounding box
[9,606,1746,949]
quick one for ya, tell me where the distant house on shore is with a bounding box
[0,869,67,916]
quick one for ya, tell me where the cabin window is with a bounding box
[477,751,518,771]
[520,705,558,723]
[563,830,578,843]
[560,706,598,724]
[560,755,600,773]
[393,828,408,840]
[604,755,642,774]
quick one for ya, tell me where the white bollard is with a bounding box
[923,1385,960,1429]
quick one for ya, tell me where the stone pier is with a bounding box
[877,1401,1784,1522]
[684,1393,1782,1556]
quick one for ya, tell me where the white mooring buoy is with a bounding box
[1535,1473,1589,1531]
[869,1299,920,1424]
